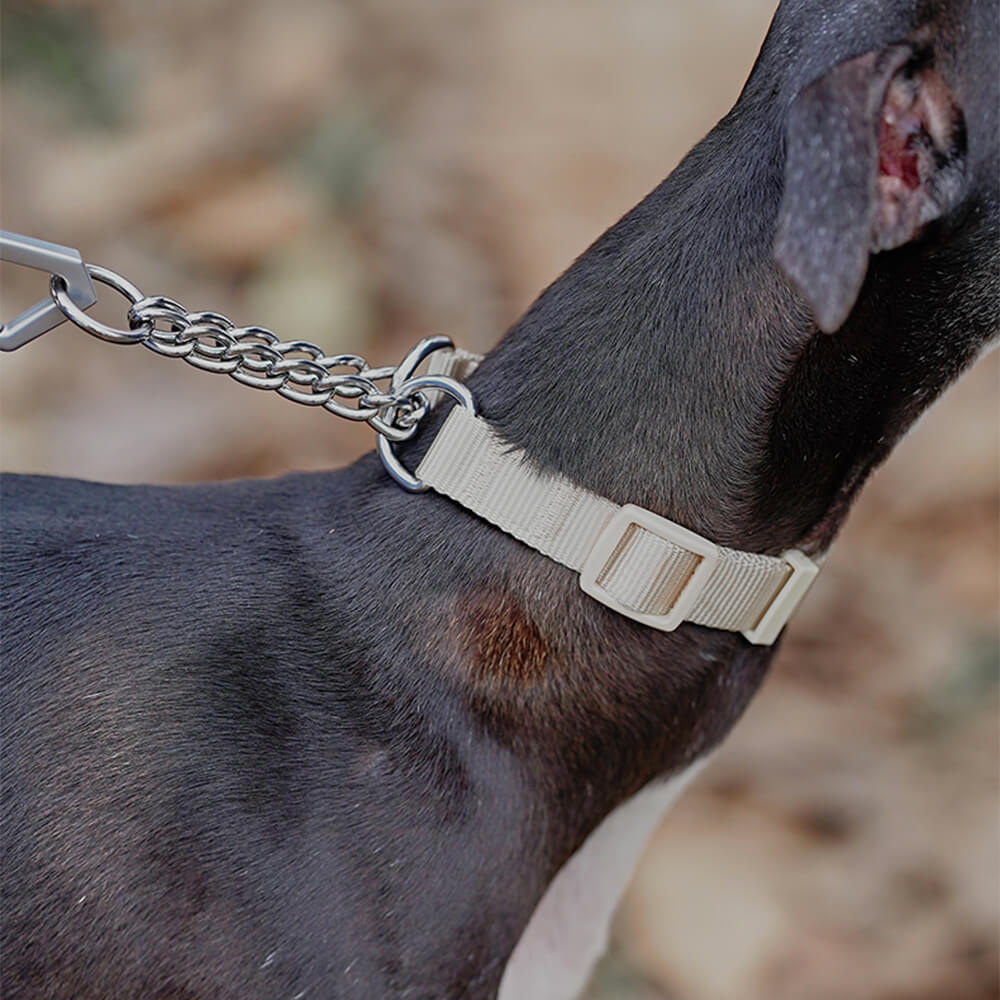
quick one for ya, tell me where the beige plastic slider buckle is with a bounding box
[580,504,818,644]
[580,504,720,632]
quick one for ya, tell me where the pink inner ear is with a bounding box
[878,114,921,190]
[873,65,964,252]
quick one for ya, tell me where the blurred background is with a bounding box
[1,1,996,997]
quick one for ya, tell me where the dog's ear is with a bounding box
[775,42,967,332]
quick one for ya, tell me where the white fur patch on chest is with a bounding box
[497,756,709,1000]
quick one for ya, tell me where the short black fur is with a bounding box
[2,1,997,997]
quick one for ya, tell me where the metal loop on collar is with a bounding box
[376,375,477,492]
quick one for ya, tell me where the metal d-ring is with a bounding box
[391,335,454,392]
[368,334,455,442]
[377,374,477,492]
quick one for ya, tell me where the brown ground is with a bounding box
[1,2,997,998]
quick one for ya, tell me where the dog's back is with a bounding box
[2,468,536,997]
[3,473,325,996]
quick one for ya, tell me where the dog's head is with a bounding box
[764,0,998,337]
[720,0,999,548]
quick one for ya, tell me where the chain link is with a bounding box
[48,264,452,444]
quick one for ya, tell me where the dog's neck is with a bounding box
[395,33,991,920]
[468,114,803,555]
[450,118,986,566]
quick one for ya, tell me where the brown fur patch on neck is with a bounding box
[457,588,549,691]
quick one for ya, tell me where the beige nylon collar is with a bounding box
[408,349,819,645]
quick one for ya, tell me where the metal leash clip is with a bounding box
[0,231,98,351]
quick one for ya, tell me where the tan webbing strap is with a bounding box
[416,405,818,644]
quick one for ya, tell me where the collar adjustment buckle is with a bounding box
[580,504,720,632]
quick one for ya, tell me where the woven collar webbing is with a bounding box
[414,404,819,645]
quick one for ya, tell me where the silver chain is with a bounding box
[46,261,448,444]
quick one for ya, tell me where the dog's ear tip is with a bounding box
[811,292,855,334]
[775,270,856,333]
[774,227,862,334]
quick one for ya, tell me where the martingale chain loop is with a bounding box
[44,260,458,444]
[122,291,430,438]
[0,230,478,486]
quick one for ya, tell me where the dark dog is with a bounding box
[2,1,997,997]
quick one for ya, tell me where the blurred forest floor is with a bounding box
[1,2,997,998]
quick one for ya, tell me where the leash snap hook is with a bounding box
[0,231,97,351]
